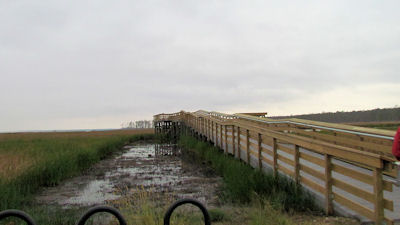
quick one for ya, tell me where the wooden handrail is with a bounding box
[154,110,399,224]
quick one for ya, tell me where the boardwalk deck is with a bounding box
[154,110,399,225]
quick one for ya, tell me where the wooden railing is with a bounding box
[155,110,399,224]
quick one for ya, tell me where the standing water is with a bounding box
[36,143,221,207]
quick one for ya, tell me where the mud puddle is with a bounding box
[36,143,221,207]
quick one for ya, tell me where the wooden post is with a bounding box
[206,119,208,140]
[246,129,250,164]
[224,125,228,154]
[211,121,214,143]
[373,168,384,224]
[220,124,223,149]
[237,127,241,160]
[209,121,212,142]
[258,133,262,169]
[216,124,218,147]
[214,122,217,146]
[202,119,204,138]
[232,126,236,157]
[324,154,333,215]
[272,138,277,176]
[294,145,300,184]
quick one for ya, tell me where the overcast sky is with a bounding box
[1,1,399,132]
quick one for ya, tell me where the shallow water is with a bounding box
[36,143,221,207]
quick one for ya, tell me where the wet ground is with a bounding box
[36,143,222,208]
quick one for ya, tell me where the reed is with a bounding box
[0,130,154,210]
[178,135,320,213]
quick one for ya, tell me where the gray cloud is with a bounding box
[1,0,399,131]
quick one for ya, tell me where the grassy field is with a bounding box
[345,121,400,131]
[0,129,154,211]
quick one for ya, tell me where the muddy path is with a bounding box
[36,143,222,208]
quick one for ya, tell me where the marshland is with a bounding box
[0,128,363,225]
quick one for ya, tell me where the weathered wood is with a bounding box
[246,129,250,163]
[331,162,393,192]
[299,152,324,167]
[276,143,294,156]
[220,124,223,149]
[232,126,236,158]
[262,155,273,166]
[300,175,325,194]
[373,168,384,224]
[324,154,333,215]
[299,163,325,180]
[157,111,398,223]
[237,127,241,160]
[333,192,374,220]
[224,125,228,154]
[258,133,262,169]
[272,137,278,176]
[294,145,300,184]
[277,153,294,166]
[277,164,294,177]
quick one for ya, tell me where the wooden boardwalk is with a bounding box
[154,110,399,225]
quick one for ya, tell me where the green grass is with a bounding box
[178,135,320,213]
[0,130,154,211]
[115,186,294,225]
[360,123,399,131]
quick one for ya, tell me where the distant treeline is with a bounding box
[121,120,153,129]
[269,107,400,123]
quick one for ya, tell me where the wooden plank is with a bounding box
[289,118,395,138]
[262,155,273,166]
[333,192,374,220]
[277,153,294,166]
[249,141,259,151]
[262,146,273,155]
[384,198,394,211]
[277,164,294,177]
[248,130,259,139]
[299,164,325,180]
[332,163,394,192]
[276,143,294,155]
[300,175,325,194]
[231,121,385,168]
[383,180,394,192]
[262,138,273,146]
[240,142,247,150]
[250,149,258,157]
[290,128,393,154]
[333,177,373,202]
[299,152,324,167]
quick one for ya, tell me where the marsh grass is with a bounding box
[114,186,206,225]
[178,135,320,213]
[114,186,297,225]
[0,129,154,210]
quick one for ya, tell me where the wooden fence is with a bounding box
[154,110,399,224]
